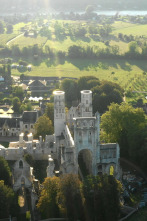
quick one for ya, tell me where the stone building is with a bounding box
[0,111,38,136]
[0,90,121,185]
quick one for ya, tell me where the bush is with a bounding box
[19,60,28,66]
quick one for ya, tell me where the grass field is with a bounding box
[0,33,18,45]
[8,35,48,48]
[2,20,147,102]
[11,57,147,91]
[44,36,106,52]
[112,21,147,37]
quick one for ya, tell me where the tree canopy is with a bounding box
[101,103,147,165]
[37,174,122,221]
[37,177,60,219]
[34,115,54,140]
[0,156,11,186]
[0,181,15,219]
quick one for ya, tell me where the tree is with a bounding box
[85,5,95,14]
[77,76,100,95]
[11,45,21,57]
[0,181,15,219]
[0,21,4,34]
[126,41,140,58]
[12,86,25,101]
[6,24,13,33]
[82,175,122,221]
[58,174,85,221]
[101,103,147,161]
[0,156,11,186]
[60,79,78,106]
[45,103,54,125]
[12,97,21,113]
[92,81,123,113]
[37,177,60,219]
[34,115,54,140]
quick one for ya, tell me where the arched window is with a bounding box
[110,165,114,176]
[19,160,23,169]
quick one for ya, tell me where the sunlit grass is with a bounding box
[8,35,48,48]
[112,21,147,37]
[0,33,18,45]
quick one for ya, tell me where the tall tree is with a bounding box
[92,81,123,113]
[12,97,21,113]
[82,175,122,221]
[58,174,85,221]
[101,103,147,161]
[37,177,60,219]
[34,115,54,140]
[45,103,54,125]
[0,181,16,219]
[0,156,11,186]
[60,79,78,106]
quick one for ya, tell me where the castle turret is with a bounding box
[53,91,65,136]
[81,90,92,117]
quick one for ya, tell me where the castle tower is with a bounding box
[53,91,65,136]
[81,90,93,117]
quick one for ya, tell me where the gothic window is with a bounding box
[19,160,23,169]
[110,165,114,176]
[98,165,102,171]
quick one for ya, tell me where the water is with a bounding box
[76,10,147,16]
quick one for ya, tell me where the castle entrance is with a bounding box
[78,149,92,177]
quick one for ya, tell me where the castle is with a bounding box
[0,90,121,193]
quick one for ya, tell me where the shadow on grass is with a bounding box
[70,35,91,43]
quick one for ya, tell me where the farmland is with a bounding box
[1,19,147,102]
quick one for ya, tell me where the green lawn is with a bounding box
[112,21,147,37]
[11,58,147,91]
[44,36,106,52]
[8,35,48,48]
[0,33,18,45]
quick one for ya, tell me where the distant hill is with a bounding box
[0,0,147,11]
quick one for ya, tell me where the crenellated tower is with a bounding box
[81,90,93,117]
[53,91,66,137]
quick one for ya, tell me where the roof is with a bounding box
[28,80,46,87]
[0,118,21,128]
[21,111,38,123]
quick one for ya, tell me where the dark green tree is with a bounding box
[60,79,78,106]
[0,156,11,186]
[6,24,13,33]
[58,174,85,221]
[92,81,123,113]
[83,175,122,221]
[0,181,15,219]
[37,177,60,219]
[34,115,54,140]
[45,103,54,125]
[101,103,147,162]
[12,97,21,113]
